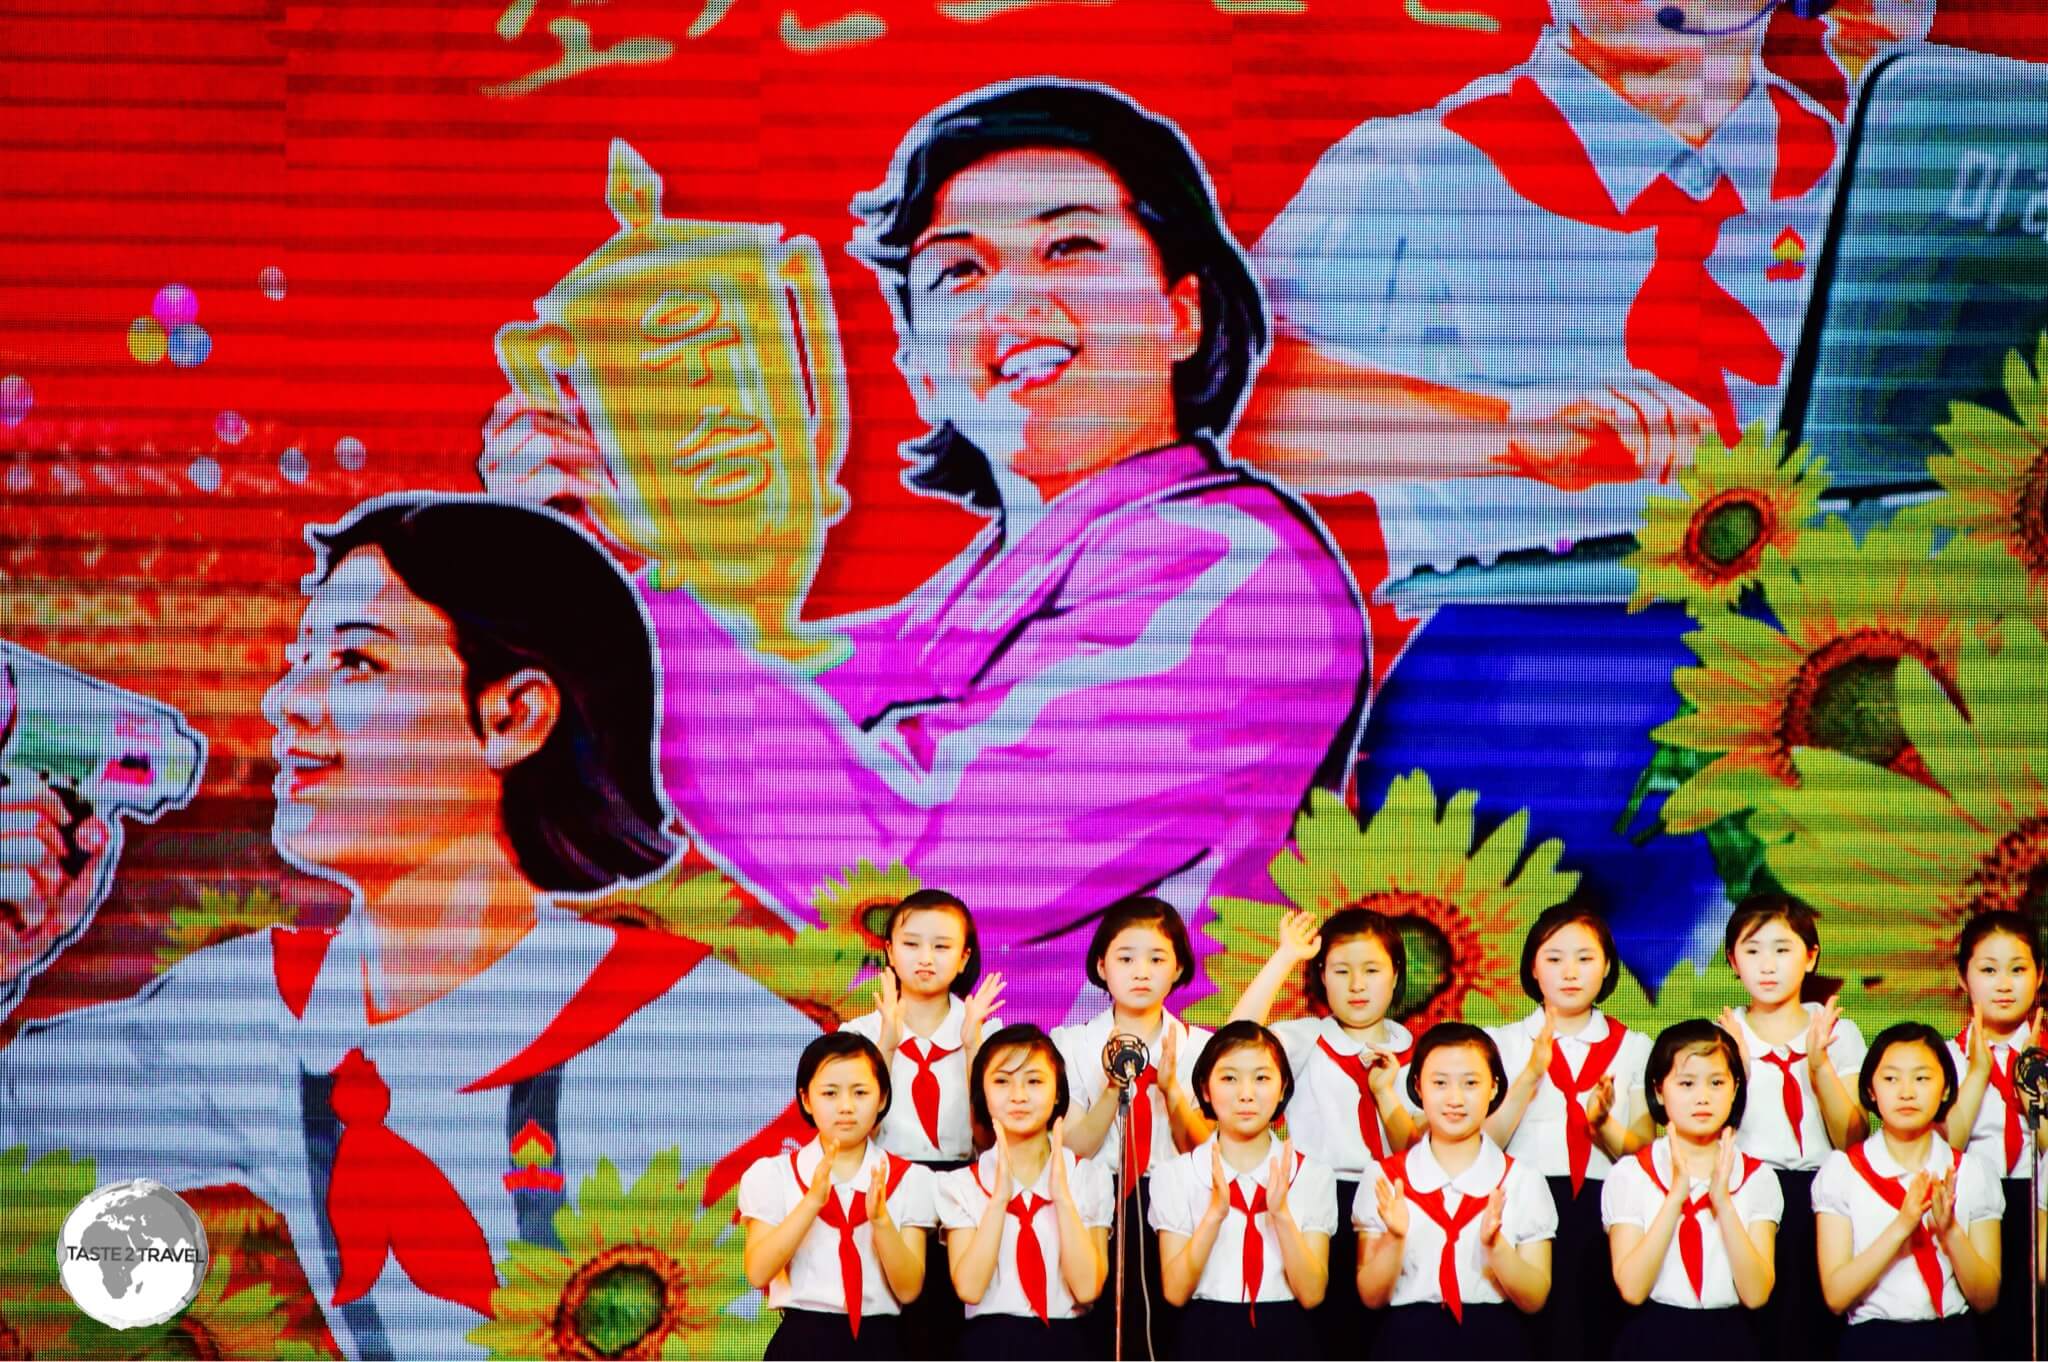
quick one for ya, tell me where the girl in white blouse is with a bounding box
[1151,1021,1335,1358]
[741,1032,938,1360]
[1604,1020,1781,1360]
[1714,893,1865,1360]
[839,889,1006,1356]
[1358,1022,1556,1358]
[1944,910,2045,1360]
[1227,907,1419,1359]
[1486,898,1654,1357]
[938,1024,1110,1360]
[1816,1022,2002,1360]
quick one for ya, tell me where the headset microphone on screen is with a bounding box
[1655,0,1836,37]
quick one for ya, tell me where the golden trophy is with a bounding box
[496,139,850,666]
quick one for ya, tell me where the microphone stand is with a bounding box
[1113,1077,1134,1362]
[2030,1076,2044,1362]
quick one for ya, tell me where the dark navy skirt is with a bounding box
[1838,1314,1979,1360]
[957,1311,1096,1360]
[1170,1297,1316,1360]
[1377,1301,1534,1358]
[1613,1300,1762,1360]
[763,1307,902,1360]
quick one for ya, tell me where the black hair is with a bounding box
[968,1023,1071,1137]
[1406,1022,1509,1115]
[849,78,1267,513]
[306,497,670,893]
[1085,894,1196,993]
[1644,1019,1749,1129]
[1723,891,1822,958]
[1520,893,1622,1005]
[795,1032,894,1128]
[1956,910,2043,977]
[882,888,982,997]
[1857,1021,1959,1123]
[1190,1020,1296,1122]
[1303,908,1407,1016]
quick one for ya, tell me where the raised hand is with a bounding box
[477,393,643,570]
[1715,1007,1754,1073]
[962,971,1005,1054]
[1927,1169,1957,1238]
[0,782,122,990]
[1806,996,1842,1072]
[1967,1004,1993,1079]
[1708,1129,1737,1202]
[1047,1117,1071,1203]
[1363,1047,1400,1099]
[1479,1187,1508,1248]
[875,970,906,1057]
[1273,909,1322,967]
[1375,1175,1411,1239]
[808,1132,841,1208]
[1266,1139,1294,1220]
[1158,1023,1181,1102]
[867,1159,892,1225]
[1665,1130,1694,1203]
[1524,1008,1557,1083]
[989,1122,1015,1204]
[1206,1140,1232,1221]
[1897,1170,1936,1230]
[1583,1074,1617,1129]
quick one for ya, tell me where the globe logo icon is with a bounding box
[56,1180,208,1329]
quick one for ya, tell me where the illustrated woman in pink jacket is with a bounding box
[484,81,1369,1018]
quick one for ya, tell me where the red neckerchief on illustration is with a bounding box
[1442,75,1834,446]
[1845,1141,1958,1316]
[1633,1145,1764,1302]
[899,1035,961,1151]
[791,1148,914,1339]
[1956,1023,2025,1174]
[1542,1017,1628,1195]
[1318,1033,1416,1160]
[1383,1147,1512,1323]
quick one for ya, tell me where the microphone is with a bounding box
[1655,0,1833,37]
[2015,1047,2048,1111]
[1103,1033,1150,1087]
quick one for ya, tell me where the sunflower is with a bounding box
[1652,518,1969,836]
[810,859,919,956]
[469,1155,768,1361]
[1764,622,2048,1024]
[117,1255,308,1361]
[1627,422,1825,616]
[1198,774,1578,1030]
[579,865,742,937]
[156,889,295,972]
[0,1145,94,1360]
[1899,330,2048,622]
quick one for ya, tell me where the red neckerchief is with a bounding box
[1318,1032,1416,1161]
[1220,1145,1303,1326]
[1441,75,1834,446]
[1755,1044,1809,1155]
[972,1158,1053,1324]
[274,924,710,1317]
[1956,1023,2025,1174]
[1543,1016,1629,1194]
[1130,1065,1159,1173]
[899,1034,961,1152]
[1844,1141,1960,1316]
[791,1148,914,1339]
[1383,1146,1513,1323]
[1634,1145,1764,1302]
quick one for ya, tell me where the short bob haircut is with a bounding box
[968,1023,1071,1136]
[1955,909,2043,976]
[1190,1021,1296,1122]
[1406,1022,1509,1115]
[305,497,670,893]
[849,78,1268,513]
[1085,894,1196,993]
[1857,1021,1959,1123]
[794,1031,894,1128]
[1723,890,1822,958]
[1520,894,1622,1005]
[1643,1020,1748,1129]
[881,888,982,997]
[1303,908,1407,1016]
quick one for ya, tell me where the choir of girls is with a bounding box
[737,888,2043,1360]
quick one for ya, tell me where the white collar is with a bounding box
[797,1137,884,1189]
[1735,1003,1812,1059]
[1524,1006,1611,1044]
[1644,1139,1751,1195]
[1860,1133,1953,1180]
[1403,1135,1506,1197]
[1084,1004,1181,1050]
[1192,1134,1287,1191]
[903,994,967,1050]
[1317,1014,1412,1056]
